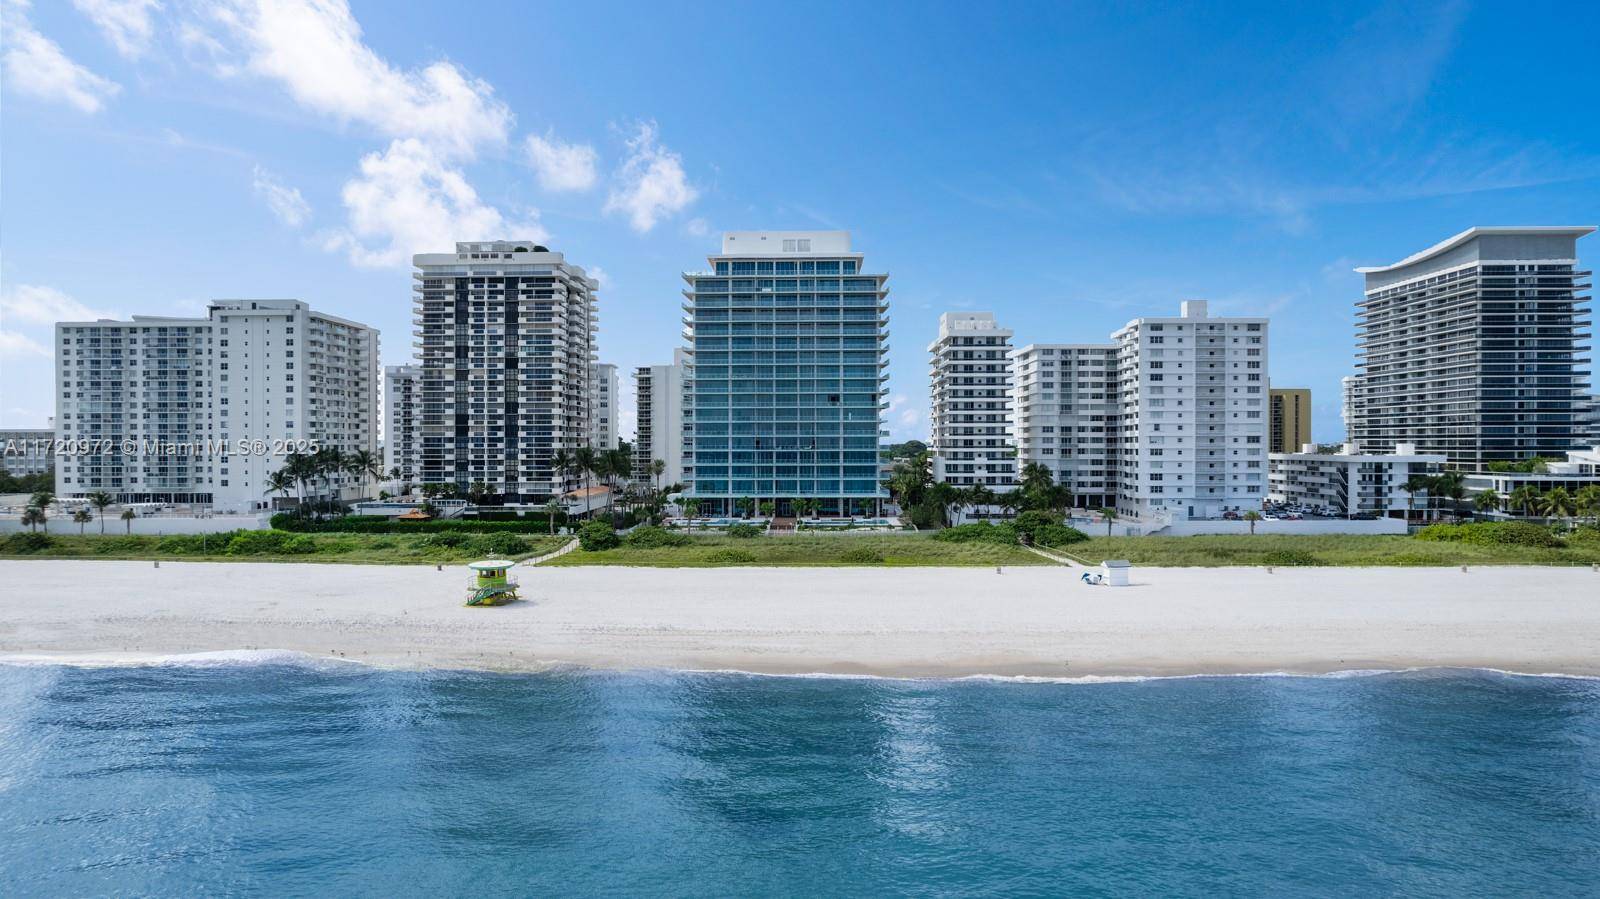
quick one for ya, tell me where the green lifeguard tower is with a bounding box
[465,560,519,606]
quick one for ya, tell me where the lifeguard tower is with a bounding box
[465,560,520,606]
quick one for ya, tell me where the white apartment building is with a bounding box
[55,300,379,512]
[413,241,599,502]
[0,428,56,480]
[1113,300,1269,521]
[1012,343,1120,508]
[1464,444,1600,506]
[384,364,422,483]
[1268,442,1446,517]
[1340,375,1363,442]
[928,312,1015,490]
[591,362,619,451]
[633,348,687,487]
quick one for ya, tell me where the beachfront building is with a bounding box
[1351,226,1595,468]
[928,312,1015,495]
[54,300,378,511]
[1463,444,1600,514]
[412,241,599,503]
[1268,387,1312,454]
[1113,300,1270,521]
[0,427,56,481]
[633,349,687,487]
[681,230,890,517]
[1578,394,1600,447]
[1011,343,1120,508]
[591,362,619,451]
[1268,442,1446,518]
[384,364,422,484]
[1341,375,1363,442]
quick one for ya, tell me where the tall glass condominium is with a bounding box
[413,241,598,501]
[682,231,890,516]
[1352,227,1594,468]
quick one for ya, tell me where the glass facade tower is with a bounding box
[682,231,890,516]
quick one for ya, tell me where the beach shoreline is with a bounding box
[3,560,1598,678]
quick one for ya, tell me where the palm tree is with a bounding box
[1539,487,1577,521]
[542,498,564,535]
[121,508,136,534]
[967,484,997,520]
[758,500,775,519]
[1576,485,1600,526]
[1242,510,1262,534]
[551,449,573,494]
[73,508,92,535]
[1434,472,1467,521]
[1401,474,1431,521]
[264,469,294,511]
[284,452,318,516]
[467,480,490,506]
[87,491,113,534]
[1508,484,1541,518]
[650,459,666,493]
[1473,489,1502,518]
[27,490,53,533]
[683,498,701,532]
[602,448,631,512]
[21,507,44,533]
[313,447,347,508]
[345,449,382,500]
[1102,507,1118,537]
[735,496,754,519]
[574,446,598,515]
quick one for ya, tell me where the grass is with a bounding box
[1062,534,1600,567]
[546,534,1052,567]
[0,531,570,565]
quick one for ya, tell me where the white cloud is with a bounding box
[324,138,545,268]
[2,1,121,113]
[587,266,610,290]
[1,284,117,325]
[523,132,598,192]
[604,121,697,232]
[72,0,161,59]
[0,330,51,358]
[685,217,709,237]
[251,165,311,227]
[199,0,510,160]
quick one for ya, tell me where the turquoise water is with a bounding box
[2,663,1597,896]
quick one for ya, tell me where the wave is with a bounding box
[0,648,372,673]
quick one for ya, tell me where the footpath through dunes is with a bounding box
[1,560,1598,677]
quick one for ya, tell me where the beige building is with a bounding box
[1268,387,1312,454]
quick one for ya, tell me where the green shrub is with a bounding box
[3,532,52,553]
[933,522,1019,545]
[281,535,319,554]
[578,520,620,552]
[369,539,396,550]
[705,547,755,565]
[625,526,690,548]
[839,546,883,564]
[155,534,213,555]
[906,497,943,529]
[1566,526,1600,546]
[1415,521,1564,548]
[724,523,762,539]
[419,533,468,549]
[225,530,294,555]
[477,533,531,556]
[1033,524,1089,547]
[1012,510,1064,539]
[1384,552,1453,566]
[1260,550,1324,566]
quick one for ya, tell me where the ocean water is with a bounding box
[1,662,1597,896]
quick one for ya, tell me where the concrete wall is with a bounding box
[0,513,270,535]
[1148,517,1408,537]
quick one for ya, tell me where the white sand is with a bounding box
[2,560,1598,677]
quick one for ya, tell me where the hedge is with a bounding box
[1414,521,1565,548]
[272,513,565,534]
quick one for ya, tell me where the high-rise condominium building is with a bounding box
[591,363,619,451]
[633,349,688,487]
[0,428,56,480]
[928,312,1015,490]
[1352,226,1594,468]
[1113,300,1269,521]
[1012,343,1121,508]
[55,300,378,511]
[384,364,422,482]
[1340,375,1363,442]
[682,231,889,516]
[1268,387,1312,453]
[413,241,598,502]
[1268,442,1445,518]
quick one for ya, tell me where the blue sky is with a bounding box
[3,0,1597,442]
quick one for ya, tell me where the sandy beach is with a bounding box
[2,559,1598,677]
